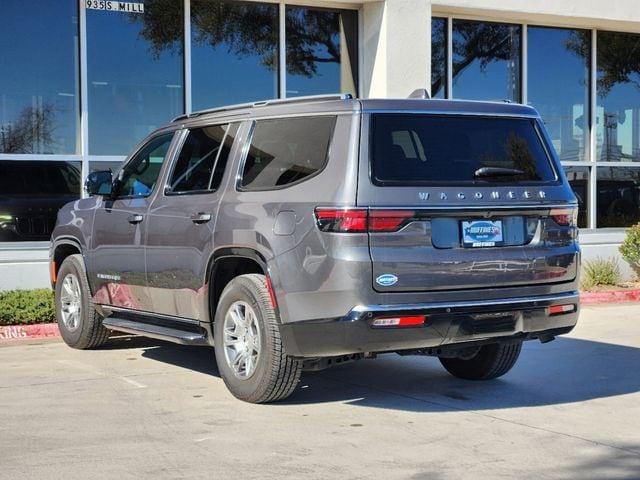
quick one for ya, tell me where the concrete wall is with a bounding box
[0,245,50,290]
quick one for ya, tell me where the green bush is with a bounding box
[0,289,55,326]
[619,223,640,277]
[581,257,621,290]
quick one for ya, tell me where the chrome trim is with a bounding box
[350,291,579,315]
[355,203,578,210]
[361,109,539,118]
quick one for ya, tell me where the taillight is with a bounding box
[314,208,416,233]
[315,208,367,233]
[549,208,578,227]
[368,210,416,232]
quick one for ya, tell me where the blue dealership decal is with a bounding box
[376,274,398,287]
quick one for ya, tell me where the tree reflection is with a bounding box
[0,103,56,154]
[131,0,345,78]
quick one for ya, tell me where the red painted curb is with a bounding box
[580,289,640,305]
[0,323,60,342]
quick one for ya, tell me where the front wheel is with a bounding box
[213,274,302,403]
[55,254,109,349]
[439,341,522,380]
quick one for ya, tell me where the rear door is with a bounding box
[358,113,579,293]
[144,123,240,320]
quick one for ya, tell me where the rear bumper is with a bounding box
[279,291,579,358]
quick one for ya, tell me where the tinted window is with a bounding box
[191,0,278,110]
[0,161,81,242]
[597,167,640,227]
[452,20,521,102]
[0,1,78,154]
[117,134,174,198]
[169,124,238,193]
[563,166,589,228]
[371,115,556,185]
[528,27,589,163]
[431,18,447,99]
[285,6,358,97]
[87,4,184,155]
[596,31,640,162]
[241,117,336,190]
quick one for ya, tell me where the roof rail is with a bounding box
[172,93,353,122]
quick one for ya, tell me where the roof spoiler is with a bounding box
[408,88,430,99]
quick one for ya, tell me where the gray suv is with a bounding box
[50,94,580,403]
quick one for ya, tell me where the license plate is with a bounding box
[461,220,504,247]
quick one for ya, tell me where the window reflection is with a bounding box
[563,166,589,228]
[431,18,447,99]
[597,167,640,227]
[596,31,640,162]
[452,20,521,102]
[191,1,278,110]
[0,161,81,242]
[87,1,184,155]
[285,6,358,97]
[528,27,589,163]
[0,1,79,154]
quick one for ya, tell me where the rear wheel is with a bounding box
[439,341,522,380]
[213,274,302,403]
[55,254,109,349]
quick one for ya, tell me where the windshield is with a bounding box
[370,114,557,185]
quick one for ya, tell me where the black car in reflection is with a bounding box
[0,161,80,241]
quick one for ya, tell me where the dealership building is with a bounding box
[2,0,640,289]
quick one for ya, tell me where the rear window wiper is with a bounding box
[474,167,525,178]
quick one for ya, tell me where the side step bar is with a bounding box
[102,317,209,346]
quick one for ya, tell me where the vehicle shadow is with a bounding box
[106,335,640,412]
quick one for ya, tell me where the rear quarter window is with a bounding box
[240,116,336,191]
[370,114,557,185]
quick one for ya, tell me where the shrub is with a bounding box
[581,257,621,290]
[619,223,640,277]
[0,289,55,326]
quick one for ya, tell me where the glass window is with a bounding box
[370,115,556,185]
[0,1,79,154]
[452,20,521,102]
[0,161,81,242]
[191,1,278,110]
[116,133,174,198]
[597,167,640,227]
[90,161,124,176]
[563,166,589,228]
[87,3,184,155]
[431,18,447,99]
[528,27,589,163]
[596,31,640,162]
[242,116,336,190]
[285,6,358,98]
[169,123,238,193]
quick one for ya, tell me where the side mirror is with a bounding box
[85,170,113,196]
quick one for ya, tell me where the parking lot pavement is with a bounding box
[1,304,640,480]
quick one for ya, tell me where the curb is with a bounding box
[580,289,640,305]
[0,323,60,342]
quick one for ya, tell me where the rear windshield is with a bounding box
[370,114,557,185]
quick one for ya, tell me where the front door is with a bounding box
[90,132,176,311]
[145,123,240,320]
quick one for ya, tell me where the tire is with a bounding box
[439,341,523,380]
[213,274,302,403]
[55,254,109,349]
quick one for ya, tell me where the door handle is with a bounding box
[127,214,144,224]
[190,212,212,224]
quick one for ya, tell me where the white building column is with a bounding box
[362,0,431,99]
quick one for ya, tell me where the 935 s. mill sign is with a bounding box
[86,1,144,13]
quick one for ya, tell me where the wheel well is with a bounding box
[210,256,265,318]
[52,242,81,282]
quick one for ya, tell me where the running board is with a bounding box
[102,317,209,346]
